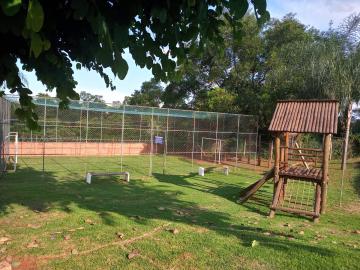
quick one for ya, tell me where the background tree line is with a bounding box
[124,13,360,164]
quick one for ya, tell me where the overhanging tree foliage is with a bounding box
[0,0,269,128]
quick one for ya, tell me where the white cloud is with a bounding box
[268,0,360,29]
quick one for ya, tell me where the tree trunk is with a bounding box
[341,103,352,171]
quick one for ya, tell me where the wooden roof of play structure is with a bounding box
[268,100,339,134]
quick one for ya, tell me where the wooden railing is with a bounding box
[280,146,323,168]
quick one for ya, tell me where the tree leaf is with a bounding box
[114,24,128,47]
[158,8,167,24]
[151,7,167,23]
[71,0,88,19]
[252,0,267,15]
[113,56,129,80]
[0,0,22,16]
[26,0,44,32]
[43,38,51,50]
[152,63,162,79]
[187,0,196,7]
[30,32,43,57]
[229,0,248,20]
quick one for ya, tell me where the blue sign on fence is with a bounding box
[154,136,164,144]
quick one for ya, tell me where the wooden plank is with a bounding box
[288,158,321,163]
[271,206,318,218]
[283,147,323,152]
[238,168,275,203]
[288,152,322,157]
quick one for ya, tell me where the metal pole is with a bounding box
[218,140,221,164]
[163,108,169,174]
[201,137,204,160]
[257,134,262,166]
[42,98,47,174]
[85,101,89,143]
[100,111,103,142]
[79,107,82,142]
[55,105,59,142]
[192,111,196,168]
[254,118,259,166]
[235,115,240,169]
[139,113,142,142]
[149,108,154,176]
[243,139,247,158]
[215,113,219,163]
[120,105,125,171]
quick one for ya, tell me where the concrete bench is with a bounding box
[85,171,130,184]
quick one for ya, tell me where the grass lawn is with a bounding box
[0,155,359,269]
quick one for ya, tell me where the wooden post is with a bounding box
[321,134,331,214]
[313,183,322,223]
[284,133,289,169]
[268,141,273,168]
[280,133,289,203]
[269,134,281,218]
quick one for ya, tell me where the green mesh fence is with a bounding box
[6,96,258,177]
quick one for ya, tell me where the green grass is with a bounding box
[0,155,359,269]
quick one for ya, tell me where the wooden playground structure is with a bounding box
[239,100,339,222]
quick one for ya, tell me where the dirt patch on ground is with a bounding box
[192,226,210,234]
[8,256,37,270]
[235,256,270,270]
[343,201,360,214]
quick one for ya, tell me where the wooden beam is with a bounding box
[269,177,284,218]
[321,134,331,214]
[274,135,281,183]
[270,134,281,218]
[284,132,289,169]
[268,141,273,168]
[281,133,289,202]
[313,183,322,223]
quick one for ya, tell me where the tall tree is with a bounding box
[0,0,269,128]
[79,91,105,103]
[163,13,312,126]
[266,14,360,169]
[194,87,237,113]
[124,78,163,107]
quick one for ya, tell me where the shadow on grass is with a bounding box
[0,165,334,257]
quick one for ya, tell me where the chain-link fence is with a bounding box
[7,96,258,178]
[0,97,11,173]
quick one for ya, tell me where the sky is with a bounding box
[11,0,360,103]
